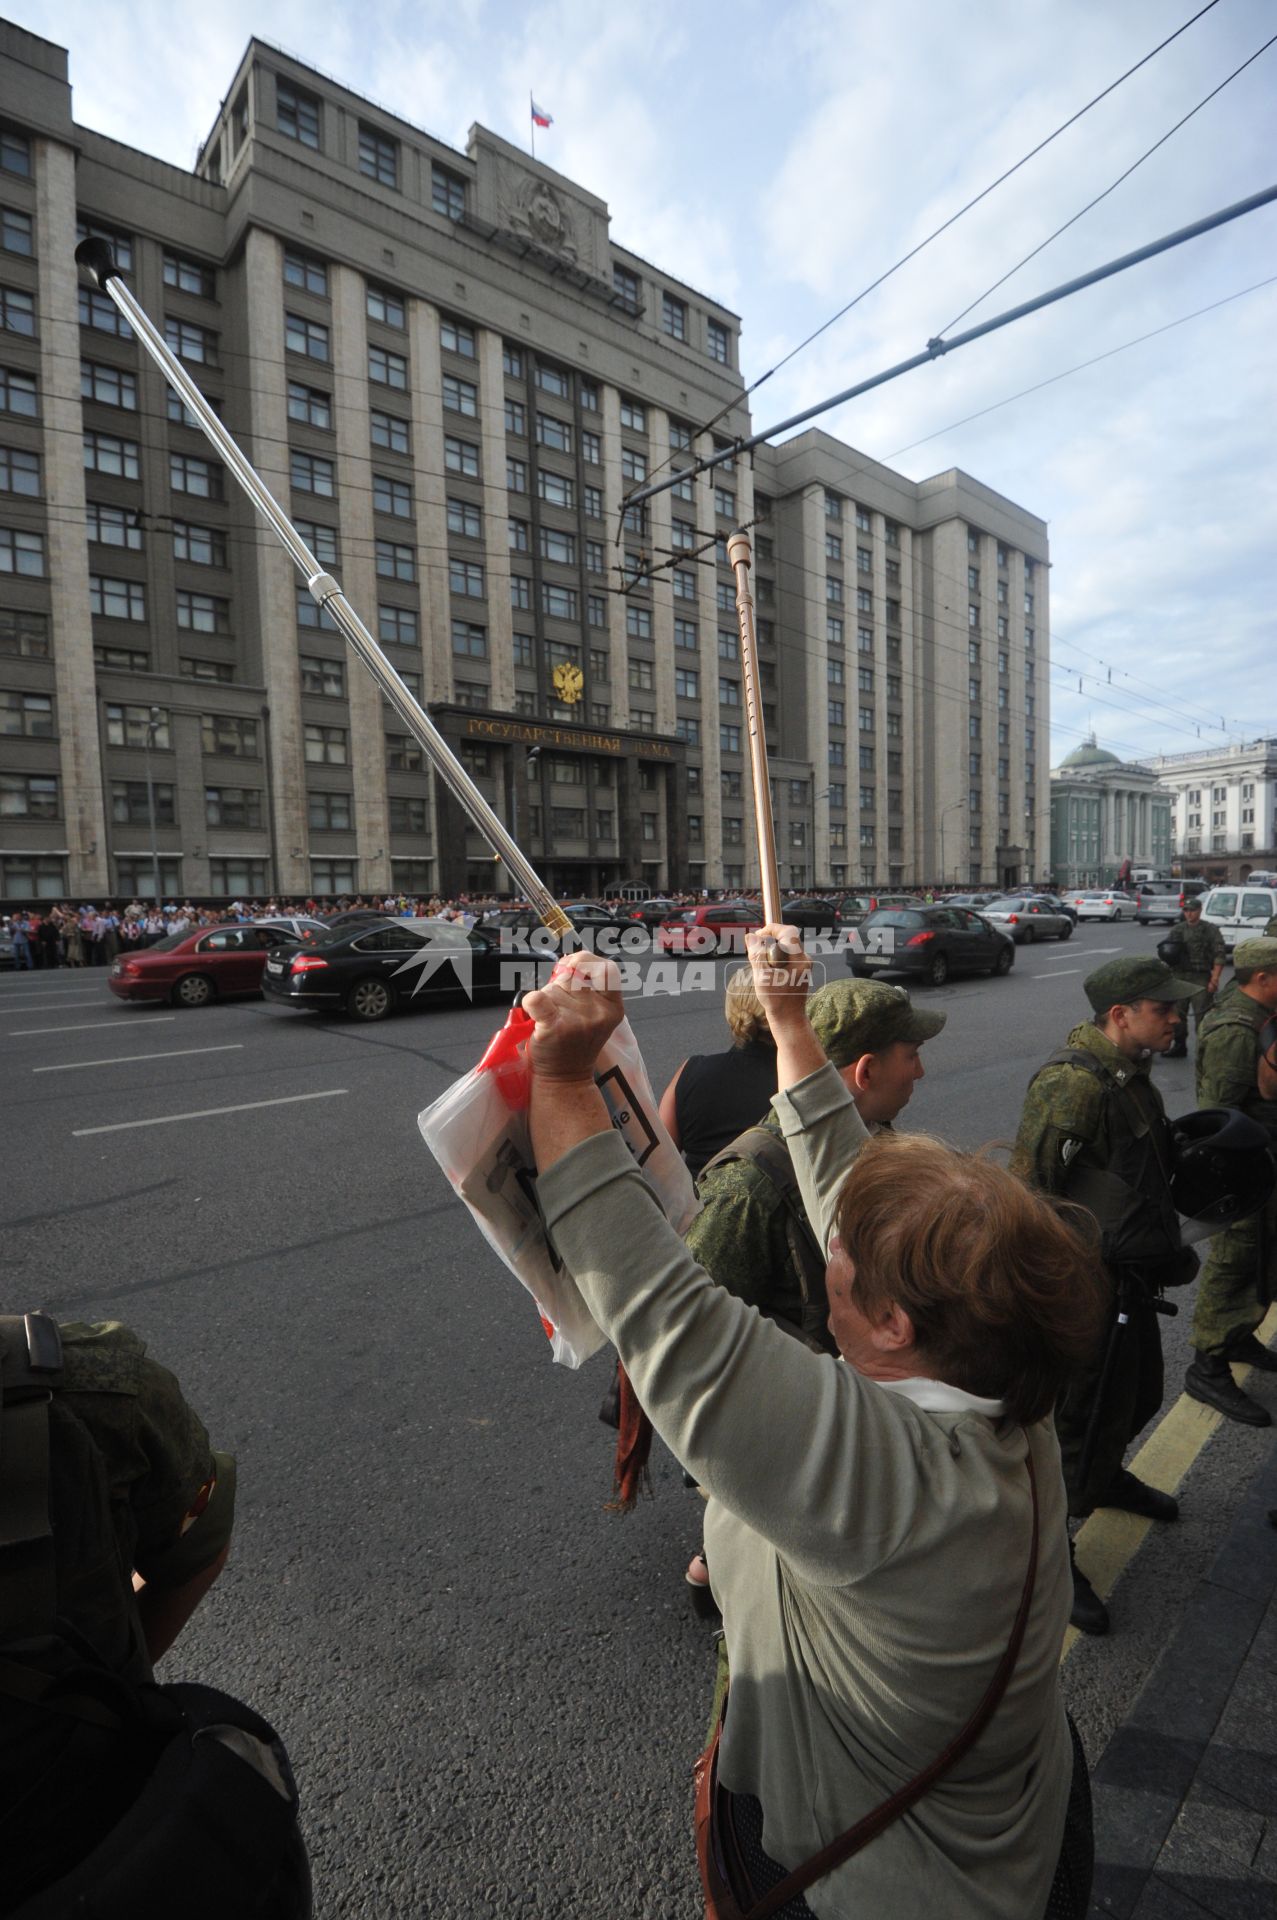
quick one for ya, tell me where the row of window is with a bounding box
[275,77,465,221]
[967,527,1036,577]
[825,493,899,543]
[273,80,733,365]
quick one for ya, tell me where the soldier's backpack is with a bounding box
[0,1312,312,1918]
[1032,1052,1196,1289]
[699,1127,832,1352]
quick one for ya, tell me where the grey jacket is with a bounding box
[538,1064,1072,1920]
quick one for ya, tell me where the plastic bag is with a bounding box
[419,1002,699,1367]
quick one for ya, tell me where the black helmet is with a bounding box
[1170,1107,1276,1244]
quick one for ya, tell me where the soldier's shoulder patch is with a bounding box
[1059,1136,1085,1167]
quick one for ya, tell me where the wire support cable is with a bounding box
[622,180,1277,513]
[634,0,1223,495]
[935,27,1277,337]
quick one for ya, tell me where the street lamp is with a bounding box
[501,745,541,896]
[940,799,966,888]
[143,704,163,908]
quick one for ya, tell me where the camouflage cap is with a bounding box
[1234,936,1277,971]
[1084,954,1200,1012]
[807,978,945,1066]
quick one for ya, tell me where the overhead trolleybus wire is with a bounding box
[621,182,1277,515]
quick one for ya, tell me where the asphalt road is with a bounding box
[3,920,1273,1917]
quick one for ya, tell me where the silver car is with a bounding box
[1071,889,1139,923]
[983,896,1073,943]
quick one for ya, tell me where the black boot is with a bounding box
[1185,1350,1272,1427]
[1069,1542,1109,1635]
[1098,1467,1179,1523]
[1226,1333,1277,1374]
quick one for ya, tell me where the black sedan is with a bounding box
[621,896,681,929]
[849,905,1014,987]
[781,896,844,935]
[262,917,515,1021]
[482,901,638,950]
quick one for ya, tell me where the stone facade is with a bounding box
[1144,739,1277,882]
[1049,737,1173,889]
[0,24,1050,902]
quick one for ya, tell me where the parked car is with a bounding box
[849,905,1014,987]
[946,892,1001,911]
[983,897,1072,944]
[0,920,13,968]
[658,900,762,955]
[1135,885,1196,925]
[623,896,681,929]
[261,917,512,1021]
[322,908,399,930]
[485,901,635,946]
[253,913,331,942]
[1024,891,1078,925]
[1072,889,1139,922]
[1198,885,1277,951]
[780,896,844,935]
[108,918,328,1006]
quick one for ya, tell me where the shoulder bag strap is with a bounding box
[742,1444,1041,1920]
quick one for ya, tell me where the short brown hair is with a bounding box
[834,1133,1108,1425]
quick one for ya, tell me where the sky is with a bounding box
[20,0,1277,771]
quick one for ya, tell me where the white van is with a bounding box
[1245,870,1277,888]
[1199,885,1277,950]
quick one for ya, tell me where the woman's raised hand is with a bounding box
[524,952,625,1086]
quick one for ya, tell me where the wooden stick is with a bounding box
[727,531,786,967]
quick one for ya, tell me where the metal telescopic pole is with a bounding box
[74,238,570,939]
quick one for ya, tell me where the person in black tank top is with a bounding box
[658,968,777,1179]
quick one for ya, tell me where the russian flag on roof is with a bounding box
[531,101,553,128]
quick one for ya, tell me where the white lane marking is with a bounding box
[72,1088,349,1136]
[35,1044,243,1075]
[1072,946,1122,956]
[1035,969,1081,978]
[0,994,111,1007]
[10,1017,177,1037]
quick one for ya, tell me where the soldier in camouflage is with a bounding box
[1158,899,1226,1057]
[1,1317,237,1901]
[1184,936,1277,1426]
[684,979,946,1346]
[1011,955,1199,1634]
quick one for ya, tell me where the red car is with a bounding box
[108,919,326,1007]
[657,900,762,956]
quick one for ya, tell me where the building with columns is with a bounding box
[1142,738,1277,882]
[1048,736,1173,889]
[0,24,1050,903]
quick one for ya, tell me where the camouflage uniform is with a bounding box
[684,979,945,1345]
[1191,980,1277,1356]
[1160,914,1227,1050]
[686,1110,838,1352]
[1011,1020,1188,1516]
[1,1319,236,1900]
[12,1319,236,1673]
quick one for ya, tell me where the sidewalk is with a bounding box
[1088,1427,1277,1917]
